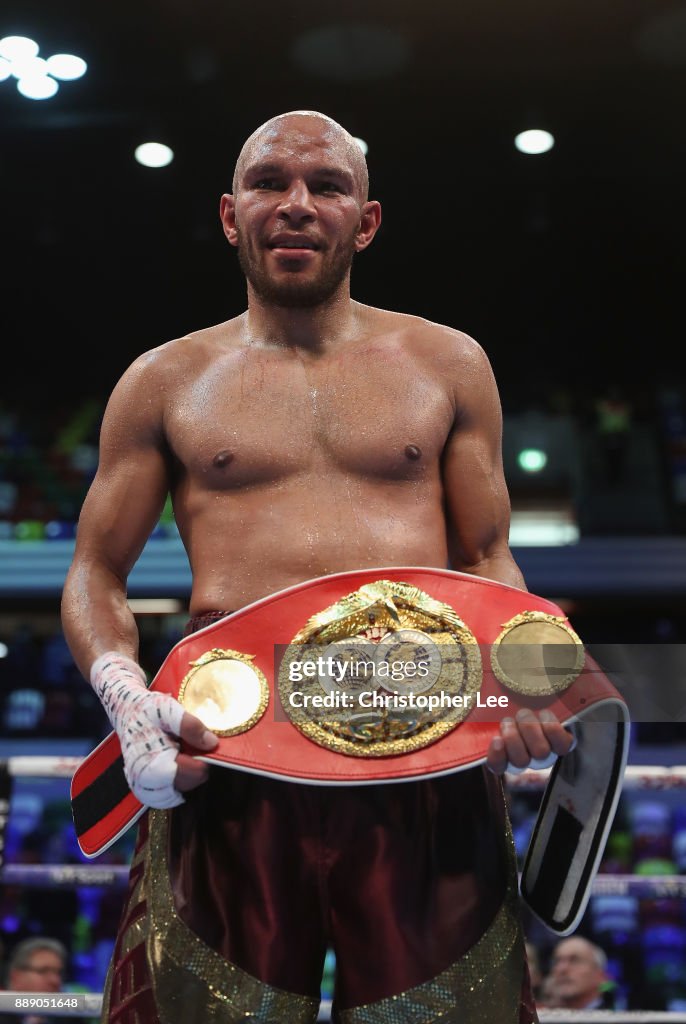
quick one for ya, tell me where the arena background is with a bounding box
[1,0,685,1016]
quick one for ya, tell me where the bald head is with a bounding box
[232,110,369,203]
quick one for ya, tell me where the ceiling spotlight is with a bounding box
[0,35,39,61]
[46,53,87,80]
[9,55,47,79]
[17,75,59,100]
[353,136,368,156]
[517,448,548,472]
[0,37,87,99]
[135,142,174,168]
[514,129,555,155]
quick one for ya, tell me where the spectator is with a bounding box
[0,938,68,1024]
[546,936,614,1010]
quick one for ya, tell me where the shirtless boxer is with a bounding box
[62,111,573,1024]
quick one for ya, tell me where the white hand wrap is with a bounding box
[90,651,185,809]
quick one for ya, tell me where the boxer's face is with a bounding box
[225,118,371,308]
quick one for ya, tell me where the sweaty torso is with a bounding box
[161,305,461,614]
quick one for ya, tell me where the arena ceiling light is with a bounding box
[0,35,39,61]
[46,53,87,80]
[353,136,368,156]
[0,34,87,101]
[514,129,555,155]
[18,75,58,100]
[135,142,175,168]
[517,448,548,472]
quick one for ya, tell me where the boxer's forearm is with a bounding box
[61,558,140,679]
[63,557,217,809]
[458,545,528,592]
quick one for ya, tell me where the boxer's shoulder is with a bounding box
[150,317,245,364]
[116,317,245,393]
[363,305,484,358]
[359,306,490,390]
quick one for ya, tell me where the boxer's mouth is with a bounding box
[268,234,319,250]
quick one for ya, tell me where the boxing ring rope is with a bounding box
[4,757,686,787]
[4,864,686,898]
[505,765,686,790]
[536,1016,686,1023]
[3,755,84,778]
[2,758,685,1021]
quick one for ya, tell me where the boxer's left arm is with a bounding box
[439,329,574,773]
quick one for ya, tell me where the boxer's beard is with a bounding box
[236,225,356,308]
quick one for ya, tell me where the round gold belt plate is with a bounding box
[179,648,269,736]
[490,612,585,697]
[278,580,482,757]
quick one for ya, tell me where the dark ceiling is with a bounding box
[2,0,684,408]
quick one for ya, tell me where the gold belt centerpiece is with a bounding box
[278,580,482,757]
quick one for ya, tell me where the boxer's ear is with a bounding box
[354,200,382,252]
[220,194,238,247]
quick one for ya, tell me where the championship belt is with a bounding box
[71,566,629,934]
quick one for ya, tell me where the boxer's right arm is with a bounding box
[61,352,218,804]
[62,352,171,675]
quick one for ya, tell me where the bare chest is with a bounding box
[166,343,455,487]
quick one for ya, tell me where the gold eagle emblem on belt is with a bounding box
[278,580,482,757]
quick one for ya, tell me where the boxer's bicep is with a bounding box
[76,443,169,580]
[77,356,170,579]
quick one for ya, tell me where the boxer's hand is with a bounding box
[174,711,220,792]
[486,708,575,775]
[90,652,219,808]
